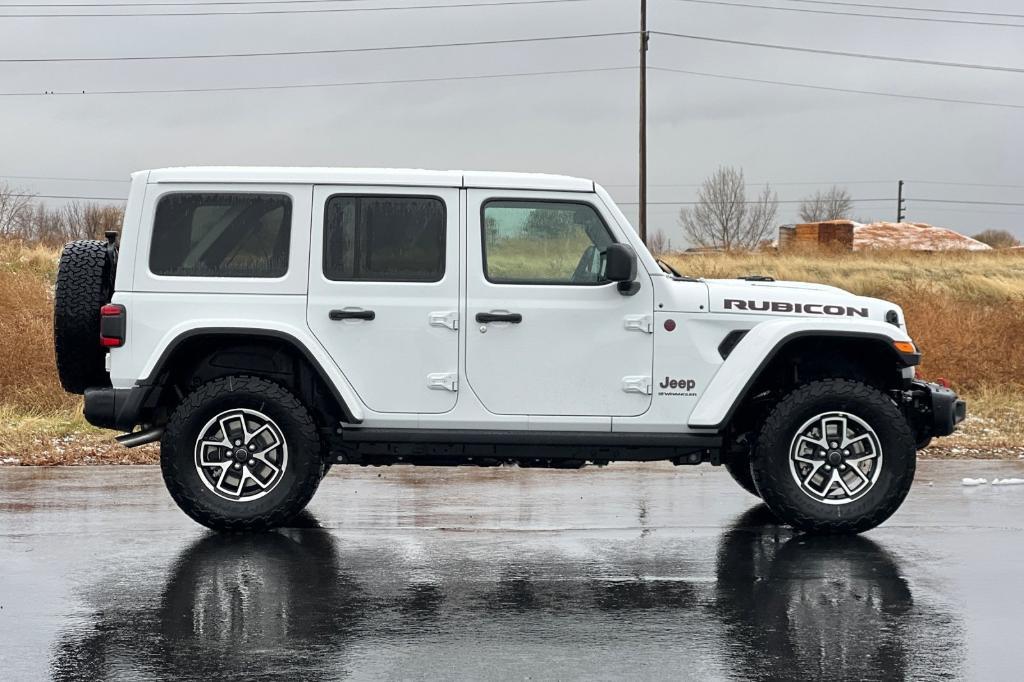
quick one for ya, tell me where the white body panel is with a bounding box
[687,318,912,429]
[107,166,915,437]
[110,292,367,423]
[130,181,312,296]
[464,189,655,418]
[306,185,461,414]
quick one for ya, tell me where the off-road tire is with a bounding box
[750,379,916,535]
[161,375,325,532]
[724,456,760,498]
[54,239,117,394]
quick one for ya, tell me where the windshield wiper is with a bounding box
[656,258,682,277]
[657,258,701,282]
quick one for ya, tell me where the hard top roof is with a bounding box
[143,167,595,193]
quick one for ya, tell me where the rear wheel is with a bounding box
[750,379,915,535]
[160,375,325,531]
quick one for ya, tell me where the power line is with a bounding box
[650,65,1024,110]
[780,0,1024,20]
[1,174,126,183]
[617,198,896,205]
[906,179,1024,190]
[910,198,1024,207]
[0,0,591,18]
[0,65,634,96]
[604,179,894,187]
[7,0,417,5]
[0,31,630,63]
[8,193,126,200]
[662,0,1024,28]
[618,197,1024,207]
[653,32,1024,73]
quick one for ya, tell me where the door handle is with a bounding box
[476,312,522,324]
[329,309,375,321]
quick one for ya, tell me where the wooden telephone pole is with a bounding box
[638,0,649,244]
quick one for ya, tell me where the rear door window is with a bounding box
[323,195,445,282]
[150,193,292,278]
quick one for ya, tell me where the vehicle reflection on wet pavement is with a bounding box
[3,460,1022,680]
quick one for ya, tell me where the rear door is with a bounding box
[307,186,460,414]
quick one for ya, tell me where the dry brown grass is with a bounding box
[1,240,1021,462]
[0,240,79,413]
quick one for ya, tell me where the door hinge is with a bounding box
[427,372,458,392]
[623,314,653,334]
[429,311,459,331]
[622,376,653,395]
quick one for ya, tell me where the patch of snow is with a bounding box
[961,478,988,486]
[991,478,1024,486]
[853,222,991,251]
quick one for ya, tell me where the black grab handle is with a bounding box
[476,312,522,324]
[329,309,375,321]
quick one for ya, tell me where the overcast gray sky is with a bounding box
[1,0,1022,244]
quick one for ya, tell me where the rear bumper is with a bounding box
[909,380,966,438]
[83,386,147,431]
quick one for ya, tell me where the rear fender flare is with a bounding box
[139,322,365,423]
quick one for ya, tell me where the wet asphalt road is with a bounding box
[2,461,1024,681]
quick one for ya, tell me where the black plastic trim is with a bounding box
[84,386,147,431]
[138,327,361,423]
[341,428,721,448]
[911,380,966,437]
[691,329,921,431]
[718,330,749,359]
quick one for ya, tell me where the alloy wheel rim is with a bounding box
[788,411,882,506]
[194,408,288,502]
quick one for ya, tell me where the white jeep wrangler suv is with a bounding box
[53,167,965,534]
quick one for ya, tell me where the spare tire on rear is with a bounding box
[54,239,117,394]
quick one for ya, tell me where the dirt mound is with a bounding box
[854,222,991,251]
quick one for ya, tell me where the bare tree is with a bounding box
[973,229,1020,249]
[799,186,854,222]
[647,230,670,255]
[677,166,778,250]
[0,183,34,238]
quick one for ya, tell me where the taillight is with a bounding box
[100,303,126,348]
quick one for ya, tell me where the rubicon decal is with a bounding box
[724,299,869,317]
[658,377,697,397]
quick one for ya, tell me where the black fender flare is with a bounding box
[138,327,361,424]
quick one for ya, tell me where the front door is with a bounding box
[307,186,460,414]
[464,191,654,417]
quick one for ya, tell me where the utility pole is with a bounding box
[897,180,906,223]
[638,0,649,244]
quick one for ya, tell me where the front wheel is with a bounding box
[160,375,325,531]
[750,379,916,535]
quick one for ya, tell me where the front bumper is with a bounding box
[907,380,967,438]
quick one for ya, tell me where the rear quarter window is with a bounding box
[149,193,292,278]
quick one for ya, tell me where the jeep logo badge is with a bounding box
[658,377,697,397]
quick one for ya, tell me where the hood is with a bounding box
[704,278,905,327]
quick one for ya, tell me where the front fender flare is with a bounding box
[687,319,917,430]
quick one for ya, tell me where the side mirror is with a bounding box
[603,243,640,296]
